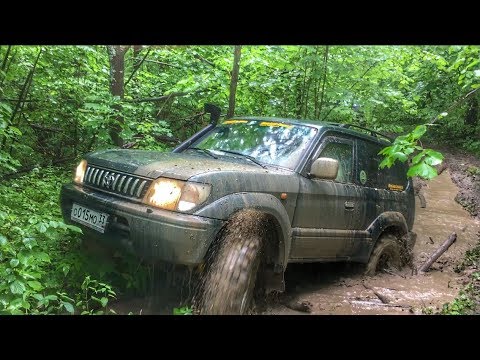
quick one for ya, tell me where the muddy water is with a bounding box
[264,171,480,315]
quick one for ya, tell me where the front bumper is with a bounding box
[60,183,224,265]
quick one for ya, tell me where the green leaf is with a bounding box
[100,297,108,307]
[424,150,444,166]
[63,302,74,314]
[36,252,51,263]
[412,151,426,165]
[65,224,82,234]
[392,152,408,162]
[37,223,47,233]
[32,293,44,301]
[0,235,7,246]
[10,280,26,295]
[411,125,427,140]
[173,306,193,315]
[9,259,19,268]
[62,265,70,276]
[27,280,43,291]
[407,162,437,179]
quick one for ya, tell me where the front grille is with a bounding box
[84,165,152,199]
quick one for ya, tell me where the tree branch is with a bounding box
[127,87,215,103]
[430,87,480,125]
[192,52,229,74]
[125,47,151,87]
[322,60,379,122]
[143,59,181,69]
[29,123,61,132]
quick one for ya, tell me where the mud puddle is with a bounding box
[263,171,480,315]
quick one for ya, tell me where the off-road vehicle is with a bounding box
[60,104,416,314]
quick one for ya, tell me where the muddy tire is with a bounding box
[197,232,263,315]
[365,234,403,276]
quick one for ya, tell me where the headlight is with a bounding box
[74,160,87,184]
[143,178,211,212]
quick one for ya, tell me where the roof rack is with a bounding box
[337,123,393,142]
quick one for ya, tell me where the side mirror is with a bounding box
[310,157,339,180]
[204,103,221,125]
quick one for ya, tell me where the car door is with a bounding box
[290,134,365,261]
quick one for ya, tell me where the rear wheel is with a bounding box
[197,232,263,315]
[365,234,404,276]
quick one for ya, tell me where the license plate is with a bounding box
[70,203,109,233]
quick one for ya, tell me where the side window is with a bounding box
[318,141,353,183]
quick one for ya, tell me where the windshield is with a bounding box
[188,119,318,169]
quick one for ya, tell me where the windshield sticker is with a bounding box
[388,183,404,191]
[259,121,293,128]
[223,120,248,125]
[359,170,367,185]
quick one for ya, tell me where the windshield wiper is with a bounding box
[215,149,267,169]
[188,147,218,159]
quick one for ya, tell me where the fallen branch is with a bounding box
[283,299,312,313]
[419,232,457,273]
[417,193,427,208]
[362,283,391,304]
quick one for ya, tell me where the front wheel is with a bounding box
[365,234,404,276]
[197,232,263,315]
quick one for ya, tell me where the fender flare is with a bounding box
[367,211,408,245]
[195,192,292,269]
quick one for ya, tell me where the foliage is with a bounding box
[0,167,144,314]
[1,45,478,177]
[173,306,193,315]
[379,124,444,179]
[441,285,477,315]
[447,238,480,314]
[0,45,479,314]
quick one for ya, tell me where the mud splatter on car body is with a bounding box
[60,116,415,300]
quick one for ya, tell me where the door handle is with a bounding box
[344,201,355,210]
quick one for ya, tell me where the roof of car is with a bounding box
[230,116,392,145]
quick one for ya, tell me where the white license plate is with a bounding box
[70,203,109,233]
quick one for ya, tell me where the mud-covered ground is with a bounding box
[110,152,480,315]
[443,150,480,220]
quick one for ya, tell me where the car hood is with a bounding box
[85,149,267,180]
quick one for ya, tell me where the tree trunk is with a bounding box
[107,45,127,147]
[1,49,42,150]
[318,45,329,118]
[227,45,242,118]
[465,92,478,127]
[1,45,12,72]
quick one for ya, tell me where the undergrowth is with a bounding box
[0,166,149,314]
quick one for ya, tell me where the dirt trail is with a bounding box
[263,171,480,315]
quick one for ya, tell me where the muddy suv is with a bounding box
[60,104,416,314]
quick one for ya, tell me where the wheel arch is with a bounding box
[195,192,292,271]
[366,211,409,257]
